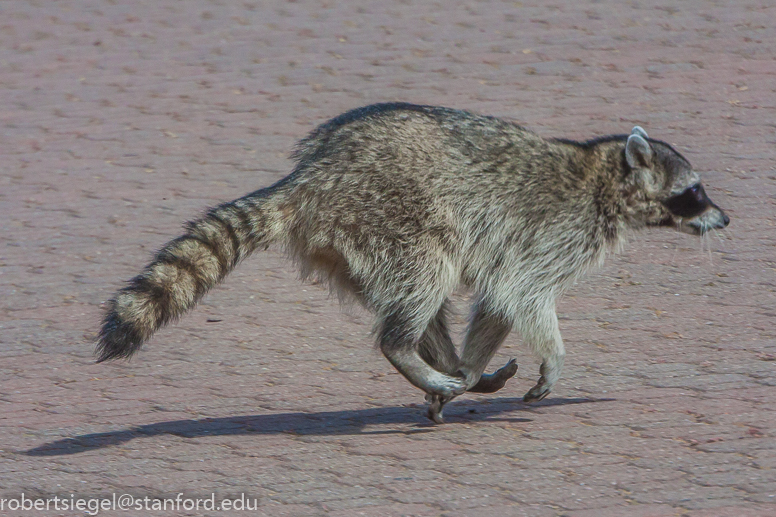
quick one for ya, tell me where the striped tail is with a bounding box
[96,188,288,362]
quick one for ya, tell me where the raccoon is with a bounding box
[96,103,729,423]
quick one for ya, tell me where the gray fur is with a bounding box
[97,103,729,423]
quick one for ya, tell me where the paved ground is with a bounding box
[1,0,775,515]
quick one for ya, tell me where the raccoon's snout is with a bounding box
[682,206,730,235]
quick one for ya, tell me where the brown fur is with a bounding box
[96,103,728,423]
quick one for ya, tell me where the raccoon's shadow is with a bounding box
[24,396,611,457]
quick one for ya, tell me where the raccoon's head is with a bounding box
[623,126,730,235]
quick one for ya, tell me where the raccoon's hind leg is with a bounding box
[457,300,516,393]
[415,300,464,423]
[378,311,468,412]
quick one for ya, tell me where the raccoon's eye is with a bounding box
[688,184,706,201]
[685,183,706,199]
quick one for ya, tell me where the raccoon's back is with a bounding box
[291,102,540,177]
[285,102,575,259]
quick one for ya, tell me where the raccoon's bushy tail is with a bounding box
[96,187,289,362]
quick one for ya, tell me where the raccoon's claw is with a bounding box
[498,357,519,377]
[467,358,518,394]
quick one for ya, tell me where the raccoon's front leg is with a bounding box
[457,301,515,391]
[519,304,566,403]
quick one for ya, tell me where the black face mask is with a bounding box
[663,184,710,218]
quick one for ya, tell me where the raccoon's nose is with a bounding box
[722,214,730,227]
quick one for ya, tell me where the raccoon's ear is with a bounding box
[625,134,652,169]
[631,126,648,139]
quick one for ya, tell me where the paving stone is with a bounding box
[1,0,774,515]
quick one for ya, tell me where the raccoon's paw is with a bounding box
[425,393,451,424]
[426,370,468,398]
[423,372,467,424]
[467,358,518,394]
[523,357,562,403]
[522,380,551,403]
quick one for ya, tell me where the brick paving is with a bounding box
[1,0,774,515]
